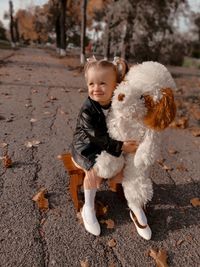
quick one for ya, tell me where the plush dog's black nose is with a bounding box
[140,95,144,100]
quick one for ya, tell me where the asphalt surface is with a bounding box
[0,48,200,267]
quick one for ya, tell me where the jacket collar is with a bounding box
[88,97,102,114]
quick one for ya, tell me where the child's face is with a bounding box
[86,67,117,106]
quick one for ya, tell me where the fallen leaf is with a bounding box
[157,158,165,165]
[25,104,32,108]
[50,96,57,101]
[176,239,184,246]
[168,149,178,154]
[80,259,90,267]
[24,140,41,148]
[40,218,46,225]
[76,211,83,224]
[157,159,172,171]
[107,239,117,247]
[190,197,200,207]
[95,201,108,216]
[60,110,68,115]
[6,117,13,122]
[148,248,169,267]
[170,117,188,129]
[44,111,51,115]
[176,164,188,172]
[32,89,38,93]
[30,118,37,123]
[100,219,115,229]
[0,142,8,148]
[39,227,45,237]
[162,164,173,171]
[191,128,200,137]
[32,188,49,210]
[78,88,84,93]
[185,234,193,242]
[2,155,12,168]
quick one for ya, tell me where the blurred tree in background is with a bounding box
[4,0,200,65]
[0,21,7,41]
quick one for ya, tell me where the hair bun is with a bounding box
[112,57,128,83]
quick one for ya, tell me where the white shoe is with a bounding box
[130,210,152,240]
[81,205,100,236]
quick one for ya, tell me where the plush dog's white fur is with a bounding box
[93,61,176,209]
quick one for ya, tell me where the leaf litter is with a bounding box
[32,188,49,211]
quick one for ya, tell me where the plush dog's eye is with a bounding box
[118,93,125,101]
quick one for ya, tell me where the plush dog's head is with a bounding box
[111,61,176,131]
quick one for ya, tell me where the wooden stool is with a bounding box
[58,153,124,212]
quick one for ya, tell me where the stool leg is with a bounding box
[70,174,83,211]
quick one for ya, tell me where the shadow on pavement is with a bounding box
[150,182,200,241]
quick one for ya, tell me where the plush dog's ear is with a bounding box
[143,88,176,130]
[113,57,129,83]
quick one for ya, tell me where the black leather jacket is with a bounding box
[71,97,123,170]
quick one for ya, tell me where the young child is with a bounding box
[71,57,138,236]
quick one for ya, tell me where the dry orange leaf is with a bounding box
[168,149,178,154]
[0,142,8,148]
[80,259,90,267]
[32,188,49,210]
[176,164,188,172]
[157,158,165,165]
[162,164,173,171]
[107,239,117,248]
[157,159,172,171]
[100,219,115,229]
[148,248,169,267]
[190,197,200,207]
[95,201,108,217]
[2,155,12,168]
[191,128,200,137]
[170,117,188,129]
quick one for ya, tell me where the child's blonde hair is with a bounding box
[84,57,128,83]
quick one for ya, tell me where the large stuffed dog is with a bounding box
[93,61,176,239]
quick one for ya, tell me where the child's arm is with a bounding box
[80,110,138,156]
[122,141,138,153]
[80,110,123,156]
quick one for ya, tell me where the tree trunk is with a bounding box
[80,0,87,65]
[121,21,128,59]
[60,0,67,56]
[121,20,131,60]
[104,11,111,60]
[9,0,15,47]
[14,18,20,43]
[55,16,61,53]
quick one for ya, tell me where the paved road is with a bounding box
[0,48,200,267]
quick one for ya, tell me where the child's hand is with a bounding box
[122,141,139,153]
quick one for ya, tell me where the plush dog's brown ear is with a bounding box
[143,88,176,131]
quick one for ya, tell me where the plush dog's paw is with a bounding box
[94,151,124,178]
[134,154,151,169]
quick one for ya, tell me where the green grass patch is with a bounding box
[183,57,200,69]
